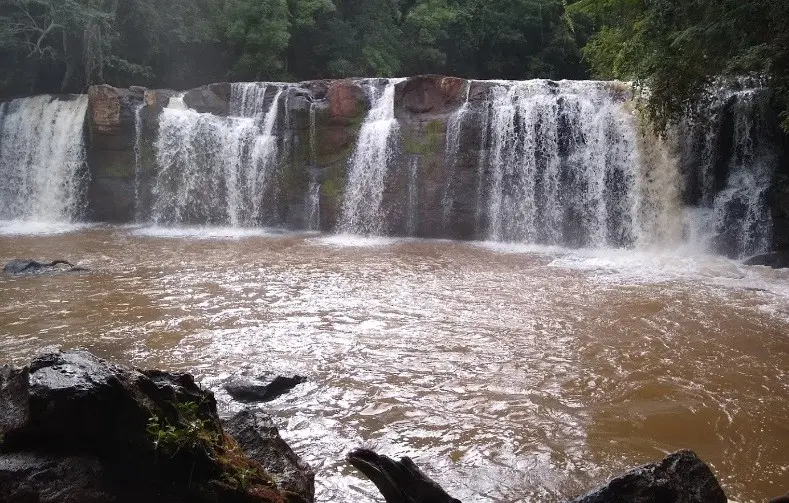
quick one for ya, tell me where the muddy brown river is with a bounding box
[1,225,788,502]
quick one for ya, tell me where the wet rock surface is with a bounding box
[348,449,728,503]
[86,84,145,222]
[225,410,315,503]
[0,350,307,503]
[394,75,466,118]
[224,374,307,403]
[744,251,789,268]
[3,259,86,275]
[568,450,728,503]
[0,366,28,437]
[348,448,461,503]
[183,84,231,116]
[0,453,111,503]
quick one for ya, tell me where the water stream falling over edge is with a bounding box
[0,95,88,228]
[338,79,404,235]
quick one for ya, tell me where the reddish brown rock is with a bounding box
[88,85,123,139]
[394,75,467,118]
[328,80,367,123]
[85,85,147,222]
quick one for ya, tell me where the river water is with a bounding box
[1,225,788,502]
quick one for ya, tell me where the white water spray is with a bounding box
[338,79,404,235]
[407,155,420,236]
[133,103,145,220]
[482,81,641,248]
[442,81,472,226]
[152,84,285,226]
[684,88,776,257]
[0,95,88,225]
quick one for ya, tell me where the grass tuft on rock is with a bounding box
[147,398,277,494]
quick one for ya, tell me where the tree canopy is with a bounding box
[569,0,789,131]
[0,0,591,96]
[0,0,787,132]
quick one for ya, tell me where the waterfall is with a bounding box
[0,95,88,225]
[406,155,420,236]
[682,87,777,258]
[304,102,320,231]
[309,101,317,163]
[474,95,492,235]
[442,81,472,225]
[152,84,285,226]
[305,181,321,231]
[481,81,641,248]
[338,79,403,235]
[133,103,145,221]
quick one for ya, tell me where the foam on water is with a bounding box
[132,225,288,239]
[0,220,90,236]
[477,239,789,322]
[312,234,405,248]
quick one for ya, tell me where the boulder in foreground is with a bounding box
[348,449,728,503]
[0,350,312,503]
[225,409,314,503]
[568,450,727,503]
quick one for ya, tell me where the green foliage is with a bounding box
[402,0,590,79]
[0,0,596,95]
[220,0,291,80]
[4,0,785,133]
[569,0,789,132]
[146,399,219,459]
[146,398,276,492]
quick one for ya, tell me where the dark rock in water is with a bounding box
[3,259,87,275]
[225,410,315,503]
[568,450,727,503]
[0,366,29,438]
[0,349,296,503]
[770,493,789,503]
[183,84,231,115]
[347,449,461,503]
[348,449,727,503]
[224,374,306,403]
[744,251,789,268]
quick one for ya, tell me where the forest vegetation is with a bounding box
[0,0,787,130]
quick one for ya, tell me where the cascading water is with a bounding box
[304,102,321,230]
[0,95,88,226]
[152,84,285,226]
[305,182,321,231]
[406,156,420,236]
[442,81,472,225]
[474,97,492,233]
[133,103,145,221]
[680,86,777,258]
[481,81,642,248]
[339,79,403,235]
